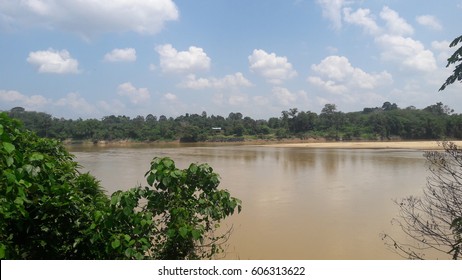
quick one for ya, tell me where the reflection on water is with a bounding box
[70,144,441,259]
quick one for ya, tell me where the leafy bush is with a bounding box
[0,112,107,259]
[0,113,241,259]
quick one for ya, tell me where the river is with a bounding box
[69,143,443,259]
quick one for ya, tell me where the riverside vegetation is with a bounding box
[4,101,462,144]
[0,113,241,259]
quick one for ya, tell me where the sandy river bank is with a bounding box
[261,140,462,150]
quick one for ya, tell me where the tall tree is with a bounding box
[439,35,462,91]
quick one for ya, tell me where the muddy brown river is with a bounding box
[69,143,446,259]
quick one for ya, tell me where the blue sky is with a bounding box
[0,0,461,119]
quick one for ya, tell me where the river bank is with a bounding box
[63,138,462,150]
[263,140,462,150]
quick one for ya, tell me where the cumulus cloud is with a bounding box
[104,48,136,62]
[432,40,452,64]
[0,89,50,108]
[155,44,211,73]
[117,82,150,104]
[228,94,249,106]
[380,6,414,36]
[316,0,345,30]
[163,92,178,102]
[0,0,179,38]
[27,49,80,74]
[308,56,392,94]
[0,89,152,118]
[179,73,252,89]
[343,8,380,35]
[376,35,437,72]
[343,6,437,73]
[54,92,96,114]
[416,15,442,31]
[98,99,126,115]
[272,87,297,106]
[248,49,297,84]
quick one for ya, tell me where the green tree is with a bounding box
[144,157,242,259]
[0,113,241,259]
[439,35,462,91]
[0,113,107,259]
[320,104,343,139]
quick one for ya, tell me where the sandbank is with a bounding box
[262,140,462,150]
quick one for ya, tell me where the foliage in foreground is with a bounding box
[0,113,241,259]
[382,141,462,260]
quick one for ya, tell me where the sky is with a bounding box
[0,0,461,120]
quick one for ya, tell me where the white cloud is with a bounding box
[27,49,80,74]
[155,44,211,73]
[253,95,270,106]
[98,99,126,114]
[376,35,437,72]
[229,94,248,106]
[380,6,414,36]
[316,0,345,30]
[308,56,392,94]
[308,76,348,94]
[104,48,136,62]
[54,92,96,114]
[272,87,297,106]
[343,8,380,35]
[432,40,452,64]
[416,15,442,31]
[0,89,50,108]
[0,0,179,38]
[163,92,178,102]
[180,73,252,89]
[248,49,297,84]
[117,82,150,104]
[342,6,437,73]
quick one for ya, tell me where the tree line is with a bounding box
[4,101,462,143]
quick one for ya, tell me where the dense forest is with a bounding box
[4,101,462,143]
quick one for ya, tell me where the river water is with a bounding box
[69,144,441,259]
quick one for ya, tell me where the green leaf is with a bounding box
[124,234,131,242]
[30,152,44,161]
[146,172,155,186]
[163,158,174,168]
[94,210,103,222]
[2,142,15,154]
[6,156,14,167]
[14,197,23,205]
[111,239,121,249]
[179,226,189,238]
[189,163,198,173]
[162,177,171,186]
[0,244,6,259]
[110,193,119,205]
[191,229,201,240]
[0,124,3,136]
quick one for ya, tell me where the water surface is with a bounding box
[70,144,439,259]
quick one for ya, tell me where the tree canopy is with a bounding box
[4,101,462,143]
